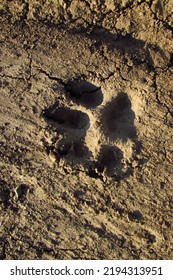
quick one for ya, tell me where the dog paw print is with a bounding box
[43,78,141,180]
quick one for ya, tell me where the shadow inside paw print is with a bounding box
[65,78,103,109]
[102,92,137,142]
[96,145,124,177]
[57,138,90,158]
[44,105,89,130]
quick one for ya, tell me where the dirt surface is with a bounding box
[0,0,173,260]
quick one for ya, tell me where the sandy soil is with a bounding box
[0,0,173,259]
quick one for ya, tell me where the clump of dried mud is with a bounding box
[0,0,173,259]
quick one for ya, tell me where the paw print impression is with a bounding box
[43,78,141,179]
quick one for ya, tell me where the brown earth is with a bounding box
[0,0,173,259]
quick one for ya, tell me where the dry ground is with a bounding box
[0,0,173,259]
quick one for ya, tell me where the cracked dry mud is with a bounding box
[0,0,173,260]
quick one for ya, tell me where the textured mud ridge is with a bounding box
[0,1,173,260]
